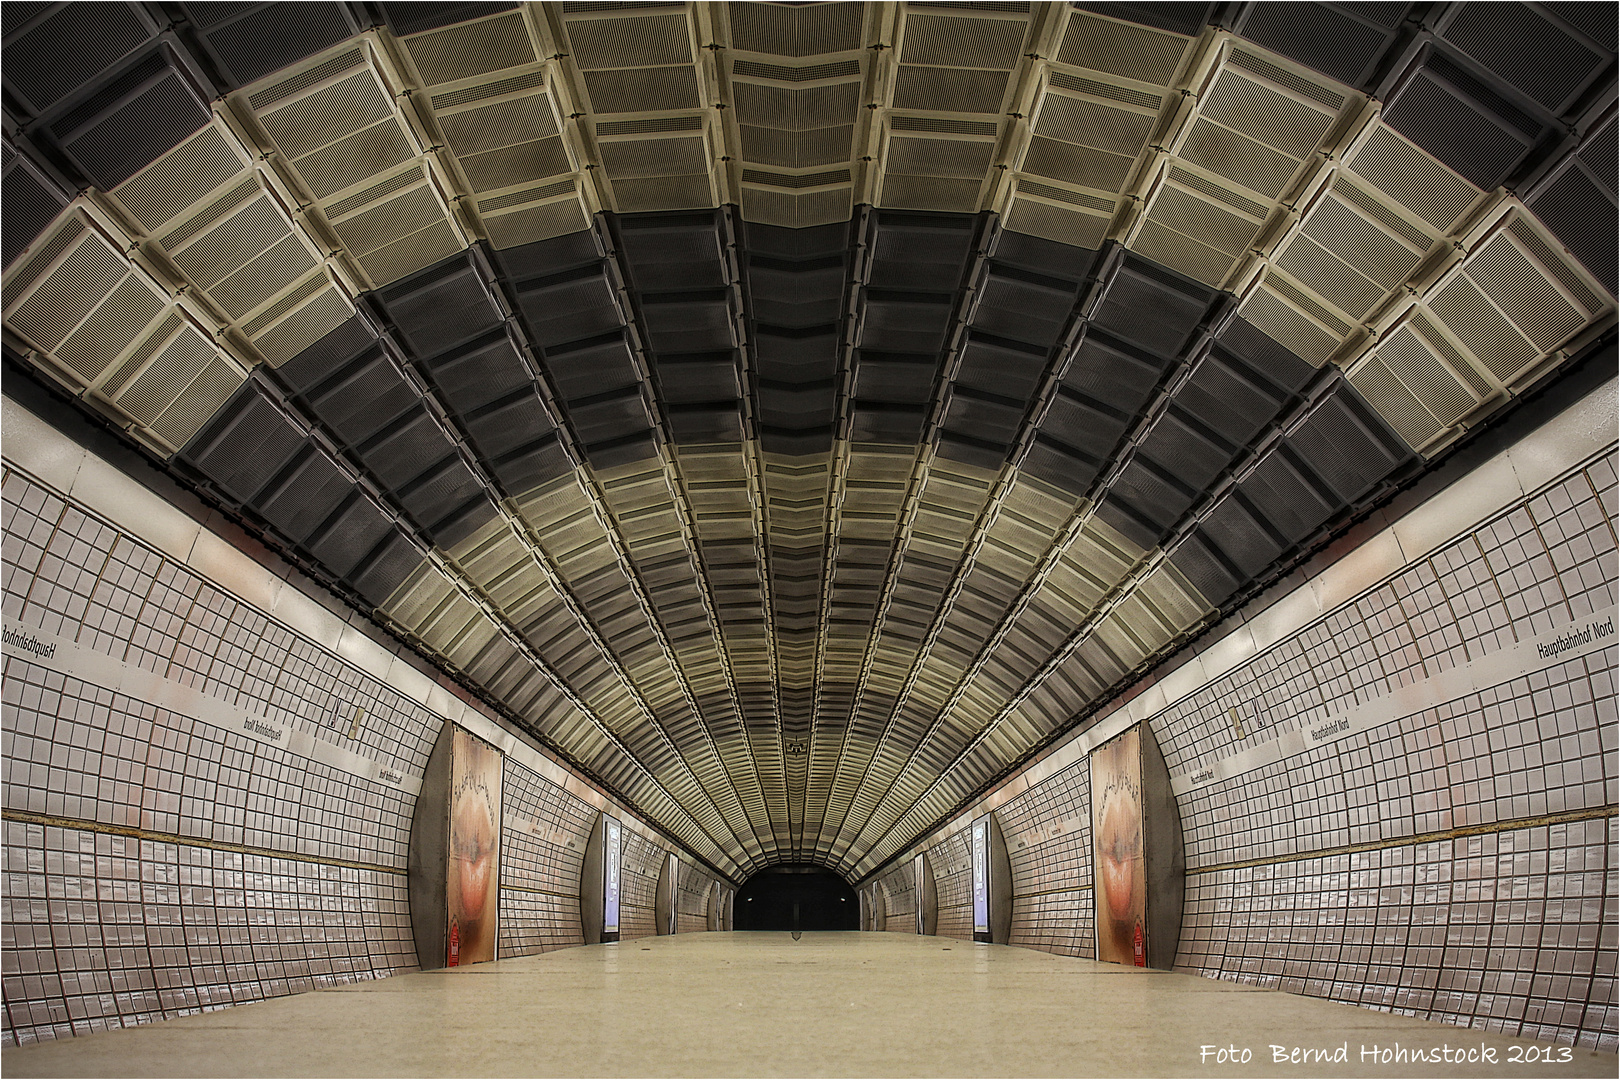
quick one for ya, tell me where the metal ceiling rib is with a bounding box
[2,2,1615,880]
[598,207,794,857]
[805,208,997,861]
[274,290,762,873]
[490,220,784,866]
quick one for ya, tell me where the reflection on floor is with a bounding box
[7,932,1615,1078]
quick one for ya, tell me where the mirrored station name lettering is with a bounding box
[2,627,56,660]
[244,717,285,742]
[1171,605,1617,796]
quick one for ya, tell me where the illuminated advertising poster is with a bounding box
[970,815,990,938]
[913,853,926,935]
[1091,726,1146,966]
[447,728,501,966]
[603,816,622,936]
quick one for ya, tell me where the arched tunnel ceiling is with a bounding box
[2,1,1615,880]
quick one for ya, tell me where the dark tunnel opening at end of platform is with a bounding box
[734,865,860,931]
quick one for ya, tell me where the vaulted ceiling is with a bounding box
[4,1,1615,881]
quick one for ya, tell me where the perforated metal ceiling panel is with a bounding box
[3,2,1614,879]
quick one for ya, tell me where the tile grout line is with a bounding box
[1,809,406,877]
[1186,804,1617,876]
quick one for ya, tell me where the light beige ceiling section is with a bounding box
[1127,37,1374,290]
[497,469,773,859]
[720,0,871,228]
[826,486,1160,867]
[801,443,916,847]
[1,202,251,456]
[1231,119,1496,377]
[817,463,1085,863]
[385,501,761,869]
[591,455,779,836]
[811,452,1005,858]
[1345,199,1616,455]
[760,451,836,849]
[670,442,790,845]
[96,117,356,368]
[847,544,1209,878]
[229,37,473,289]
[874,2,1035,213]
[385,6,593,249]
[552,3,721,214]
[378,540,745,876]
[1000,6,1206,250]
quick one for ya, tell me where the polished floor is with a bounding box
[7,933,1614,1078]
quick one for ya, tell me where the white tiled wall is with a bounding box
[2,465,428,1044]
[676,860,716,934]
[872,395,1617,1051]
[618,829,667,943]
[2,402,726,1043]
[498,755,596,957]
[1165,450,1617,1051]
[874,860,915,933]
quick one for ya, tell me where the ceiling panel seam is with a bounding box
[593,210,788,864]
[818,235,1115,862]
[252,322,756,869]
[810,208,998,856]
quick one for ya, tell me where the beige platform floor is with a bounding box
[6,932,1614,1078]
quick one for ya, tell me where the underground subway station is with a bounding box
[0,1,1616,1075]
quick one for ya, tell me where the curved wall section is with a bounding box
[860,376,1617,1051]
[497,753,598,956]
[675,859,714,934]
[0,448,426,1044]
[0,393,728,1045]
[1168,451,1616,1048]
[874,860,916,934]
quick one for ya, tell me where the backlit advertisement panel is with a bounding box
[1091,726,1146,966]
[447,727,501,966]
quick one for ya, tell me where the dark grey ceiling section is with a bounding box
[612,209,746,450]
[177,360,431,608]
[1370,3,1615,269]
[852,210,991,447]
[26,41,211,192]
[743,216,852,457]
[1231,2,1417,90]
[1081,256,1223,547]
[380,2,522,38]
[940,232,1091,474]
[173,2,365,89]
[277,318,498,552]
[4,2,167,123]
[499,220,664,471]
[0,143,69,268]
[378,252,573,498]
[1166,367,1413,608]
[1075,2,1214,38]
[1525,111,1618,296]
